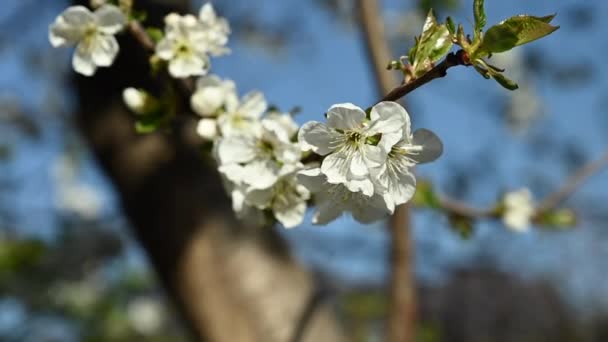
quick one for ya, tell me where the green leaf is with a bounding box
[145,27,164,44]
[474,0,486,33]
[446,16,456,35]
[478,14,559,54]
[410,10,453,77]
[135,114,164,133]
[413,180,441,209]
[492,73,519,90]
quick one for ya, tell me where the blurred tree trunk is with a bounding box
[71,1,346,341]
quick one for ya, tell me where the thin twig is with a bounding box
[438,196,496,219]
[379,50,470,104]
[537,149,608,213]
[358,0,416,341]
[128,21,156,52]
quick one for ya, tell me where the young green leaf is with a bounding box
[477,15,559,55]
[492,73,519,90]
[474,0,486,33]
[446,16,456,35]
[410,10,454,77]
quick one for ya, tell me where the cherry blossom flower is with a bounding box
[298,102,406,196]
[370,102,443,212]
[156,5,230,79]
[49,5,126,76]
[297,168,389,224]
[503,188,535,232]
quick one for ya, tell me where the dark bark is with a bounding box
[70,1,346,341]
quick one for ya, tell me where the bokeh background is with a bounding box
[1,0,607,341]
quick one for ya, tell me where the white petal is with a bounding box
[275,201,306,228]
[297,168,325,193]
[218,163,248,184]
[94,5,126,35]
[326,103,366,130]
[411,129,443,164]
[49,6,94,47]
[362,144,388,168]
[345,178,374,197]
[155,38,175,60]
[168,54,208,78]
[123,88,146,113]
[218,138,253,163]
[349,152,368,178]
[385,169,416,210]
[351,204,388,223]
[245,188,273,208]
[320,151,350,185]
[239,91,267,119]
[91,34,119,67]
[72,43,96,76]
[297,121,341,155]
[198,3,217,23]
[196,118,218,140]
[216,137,257,164]
[242,160,279,189]
[313,201,344,225]
[191,87,225,116]
[367,101,408,135]
[376,131,403,155]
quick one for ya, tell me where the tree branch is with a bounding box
[537,149,608,213]
[379,50,470,104]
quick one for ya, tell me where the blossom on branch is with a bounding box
[370,102,443,212]
[503,188,535,232]
[156,3,230,78]
[49,5,126,76]
[298,102,406,196]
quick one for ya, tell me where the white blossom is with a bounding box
[49,5,126,76]
[190,75,238,117]
[156,4,229,78]
[196,118,218,140]
[198,3,231,56]
[127,297,165,336]
[298,168,389,224]
[122,87,151,114]
[370,102,443,212]
[503,188,535,232]
[245,165,310,228]
[298,102,406,196]
[217,91,267,137]
[217,113,300,189]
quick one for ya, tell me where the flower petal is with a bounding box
[239,91,267,119]
[242,160,279,189]
[49,6,93,47]
[367,101,408,135]
[198,3,217,23]
[326,103,366,130]
[72,43,96,76]
[91,34,119,66]
[275,201,306,228]
[155,38,175,60]
[411,129,443,164]
[216,137,257,164]
[313,200,344,225]
[297,168,325,193]
[320,151,350,185]
[298,121,341,155]
[95,5,126,35]
[196,118,218,140]
[245,188,274,208]
[168,54,208,78]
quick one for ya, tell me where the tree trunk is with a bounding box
[71,1,346,341]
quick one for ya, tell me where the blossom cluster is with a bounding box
[49,3,444,228]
